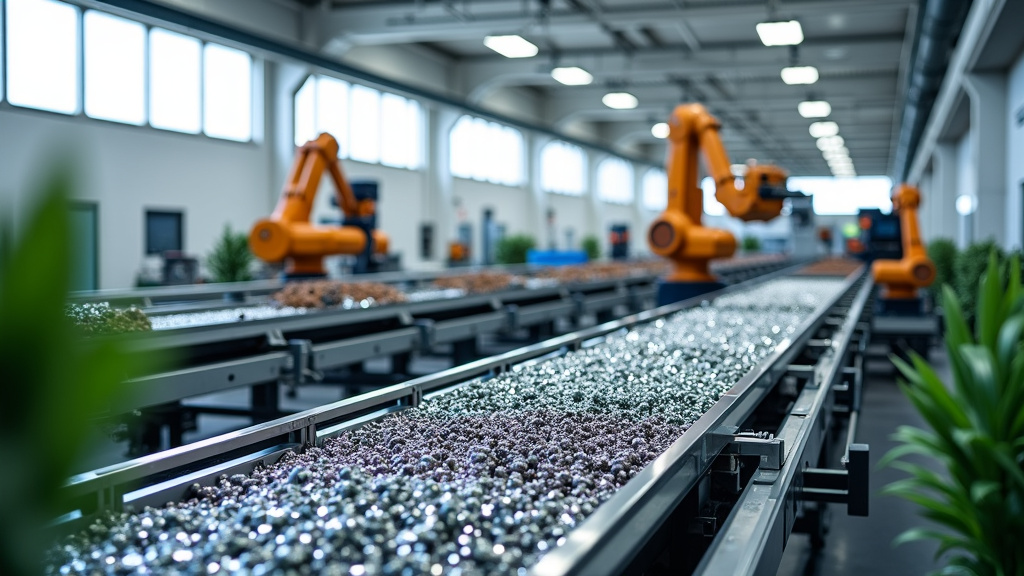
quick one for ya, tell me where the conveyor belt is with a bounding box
[51,264,870,576]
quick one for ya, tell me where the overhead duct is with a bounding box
[892,0,972,182]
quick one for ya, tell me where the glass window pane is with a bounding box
[203,43,252,141]
[293,75,315,147]
[788,176,893,215]
[349,84,380,164]
[542,141,585,195]
[701,176,727,216]
[381,92,412,168]
[84,11,146,125]
[5,0,79,114]
[642,169,667,211]
[316,76,349,157]
[149,28,201,133]
[450,116,472,179]
[598,158,633,204]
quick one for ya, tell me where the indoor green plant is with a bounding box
[884,252,1024,576]
[581,235,601,261]
[495,234,536,265]
[741,235,761,253]
[927,238,957,300]
[207,224,254,283]
[0,167,153,575]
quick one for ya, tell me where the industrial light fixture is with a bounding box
[551,66,593,85]
[808,121,839,138]
[651,122,670,138]
[822,147,850,159]
[756,20,804,46]
[798,100,831,118]
[955,194,977,215]
[483,35,538,58]
[603,92,638,109]
[816,135,845,151]
[781,66,818,85]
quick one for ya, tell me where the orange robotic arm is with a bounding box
[647,103,790,283]
[250,133,388,277]
[871,184,935,299]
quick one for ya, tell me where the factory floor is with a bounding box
[776,348,948,576]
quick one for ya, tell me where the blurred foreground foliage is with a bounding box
[0,167,155,575]
[65,302,151,335]
[885,252,1024,575]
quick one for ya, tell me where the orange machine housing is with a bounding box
[647,103,789,283]
[250,133,389,276]
[871,184,935,299]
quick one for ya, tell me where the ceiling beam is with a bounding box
[318,0,911,46]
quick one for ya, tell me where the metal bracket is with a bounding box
[716,429,785,470]
[504,304,519,332]
[801,443,869,516]
[415,319,436,353]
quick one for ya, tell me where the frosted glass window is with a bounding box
[349,84,381,163]
[788,176,893,215]
[149,28,201,133]
[381,93,421,169]
[84,11,146,125]
[541,141,586,195]
[5,0,79,114]
[450,116,474,180]
[597,158,634,205]
[642,169,667,211]
[203,43,252,141]
[450,115,525,186]
[317,76,349,157]
[700,176,728,216]
[293,76,316,147]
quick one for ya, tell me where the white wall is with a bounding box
[0,107,275,288]
[547,194,589,250]
[1007,48,1024,250]
[339,45,454,97]
[956,132,975,247]
[452,179,532,263]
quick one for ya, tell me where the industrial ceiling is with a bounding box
[311,0,918,177]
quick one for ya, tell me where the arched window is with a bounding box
[642,169,667,211]
[449,115,525,186]
[541,141,586,195]
[597,158,634,205]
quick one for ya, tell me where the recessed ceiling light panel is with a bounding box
[551,66,593,85]
[603,92,638,109]
[484,35,538,58]
[808,121,839,138]
[756,20,804,46]
[651,122,669,138]
[781,66,818,85]
[799,100,831,118]
[816,135,845,151]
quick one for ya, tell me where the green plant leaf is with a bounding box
[976,251,1003,350]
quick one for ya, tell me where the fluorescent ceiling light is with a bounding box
[808,121,839,138]
[484,35,538,58]
[816,135,845,151]
[551,66,593,85]
[781,66,818,85]
[756,20,804,46]
[823,147,850,160]
[603,92,638,109]
[651,122,670,138]
[798,100,831,118]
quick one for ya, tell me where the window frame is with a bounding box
[0,4,259,143]
[144,209,184,256]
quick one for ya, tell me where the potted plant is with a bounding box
[581,235,601,261]
[207,224,254,283]
[884,252,1024,575]
[494,234,536,265]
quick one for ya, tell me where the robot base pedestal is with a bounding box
[657,280,726,306]
[876,296,924,316]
